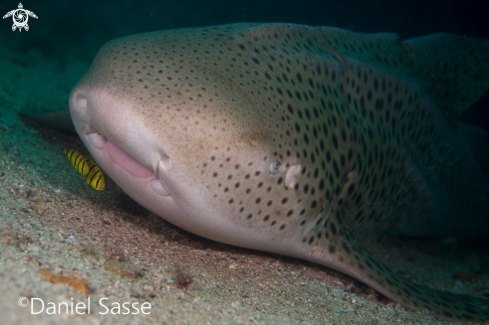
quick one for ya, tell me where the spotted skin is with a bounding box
[68,24,489,322]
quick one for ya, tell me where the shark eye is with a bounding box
[269,158,282,174]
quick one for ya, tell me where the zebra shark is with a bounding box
[36,23,489,322]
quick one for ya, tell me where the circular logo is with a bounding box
[13,10,27,28]
[14,10,26,23]
[18,297,29,307]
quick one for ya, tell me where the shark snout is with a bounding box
[69,87,173,197]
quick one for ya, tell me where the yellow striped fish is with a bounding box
[62,148,89,176]
[62,148,105,191]
[84,157,105,191]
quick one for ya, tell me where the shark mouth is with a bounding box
[86,130,154,178]
[86,130,170,196]
[105,139,154,178]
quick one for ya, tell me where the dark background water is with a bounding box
[1,0,488,127]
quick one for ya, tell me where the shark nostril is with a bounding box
[77,96,87,109]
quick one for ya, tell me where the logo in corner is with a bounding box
[3,3,38,32]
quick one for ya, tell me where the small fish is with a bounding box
[62,148,105,190]
[62,148,89,176]
[84,157,105,191]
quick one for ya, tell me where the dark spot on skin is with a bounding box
[332,134,338,149]
[347,183,355,195]
[465,307,477,314]
[318,179,324,190]
[330,222,337,235]
[442,311,453,318]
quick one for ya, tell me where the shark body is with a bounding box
[54,23,489,321]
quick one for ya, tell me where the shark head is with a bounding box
[68,23,489,322]
[69,24,313,255]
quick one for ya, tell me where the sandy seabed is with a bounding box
[0,39,488,325]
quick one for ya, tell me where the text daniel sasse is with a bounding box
[29,297,151,315]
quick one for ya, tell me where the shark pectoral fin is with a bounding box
[308,208,489,322]
[22,109,76,134]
